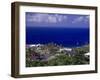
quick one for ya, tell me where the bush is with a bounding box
[47,54,73,66]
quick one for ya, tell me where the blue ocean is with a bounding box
[26,27,89,48]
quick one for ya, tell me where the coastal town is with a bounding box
[26,43,89,67]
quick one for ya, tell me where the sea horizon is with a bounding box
[26,27,89,48]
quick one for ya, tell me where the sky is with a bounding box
[26,12,89,28]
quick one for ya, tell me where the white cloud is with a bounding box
[72,16,89,24]
[84,16,89,22]
[27,13,68,24]
[47,16,57,23]
[72,16,84,23]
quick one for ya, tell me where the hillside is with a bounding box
[26,43,89,67]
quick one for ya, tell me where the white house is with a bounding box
[59,48,72,52]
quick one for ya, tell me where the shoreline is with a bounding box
[26,43,89,48]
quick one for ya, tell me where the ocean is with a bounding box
[26,27,89,48]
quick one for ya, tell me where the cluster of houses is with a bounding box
[26,43,89,62]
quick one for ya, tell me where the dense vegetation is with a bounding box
[26,43,89,67]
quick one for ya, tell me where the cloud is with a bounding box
[84,16,89,22]
[72,16,89,24]
[26,13,89,28]
[46,15,57,23]
[26,13,68,24]
[27,13,47,22]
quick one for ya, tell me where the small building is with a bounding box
[59,48,72,52]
